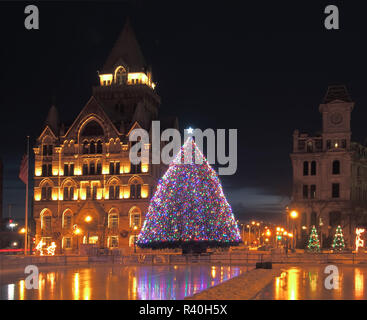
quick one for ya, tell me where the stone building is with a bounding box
[290,85,367,248]
[33,20,178,254]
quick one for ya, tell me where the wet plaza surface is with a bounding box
[0,264,248,300]
[256,264,367,300]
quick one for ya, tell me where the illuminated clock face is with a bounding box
[330,112,343,125]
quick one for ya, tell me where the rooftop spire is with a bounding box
[45,104,59,134]
[101,18,147,73]
[323,85,352,104]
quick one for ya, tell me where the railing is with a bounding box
[2,252,367,272]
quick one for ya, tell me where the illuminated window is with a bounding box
[42,215,51,231]
[109,236,119,248]
[129,235,136,247]
[63,211,72,229]
[108,214,119,228]
[63,237,72,249]
[116,67,126,85]
[129,207,141,228]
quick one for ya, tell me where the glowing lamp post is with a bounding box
[73,225,81,252]
[290,210,298,249]
[85,216,92,244]
[133,225,138,253]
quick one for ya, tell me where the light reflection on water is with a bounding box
[258,265,367,300]
[0,265,245,300]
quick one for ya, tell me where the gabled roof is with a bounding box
[101,18,147,74]
[323,85,352,104]
[63,96,121,139]
[37,125,58,142]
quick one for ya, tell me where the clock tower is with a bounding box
[319,85,355,151]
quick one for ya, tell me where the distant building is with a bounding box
[290,85,367,248]
[0,158,2,225]
[33,20,178,254]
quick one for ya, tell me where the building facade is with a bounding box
[290,85,367,248]
[33,20,178,254]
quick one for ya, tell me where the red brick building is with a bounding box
[33,20,177,254]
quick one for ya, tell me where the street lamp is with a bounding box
[133,225,138,253]
[290,210,298,250]
[84,216,92,244]
[74,226,81,252]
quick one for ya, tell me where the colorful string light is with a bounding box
[137,137,242,249]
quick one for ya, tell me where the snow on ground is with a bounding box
[186,268,281,300]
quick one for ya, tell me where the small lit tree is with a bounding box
[331,225,345,252]
[307,225,320,253]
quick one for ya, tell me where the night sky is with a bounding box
[1,1,367,223]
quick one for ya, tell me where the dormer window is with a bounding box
[115,67,127,85]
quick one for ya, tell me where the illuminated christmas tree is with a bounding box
[137,137,242,252]
[331,225,345,252]
[307,225,320,253]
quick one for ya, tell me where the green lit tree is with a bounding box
[331,225,345,252]
[307,225,320,253]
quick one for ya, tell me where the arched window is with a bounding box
[310,161,316,175]
[115,67,126,85]
[90,161,95,175]
[332,160,340,175]
[90,140,96,154]
[96,140,102,154]
[62,210,73,229]
[303,161,309,176]
[108,212,119,229]
[129,207,141,228]
[129,235,136,247]
[108,236,119,248]
[41,209,52,231]
[80,120,104,137]
[129,178,142,199]
[108,179,120,200]
[40,181,53,200]
[62,179,75,201]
